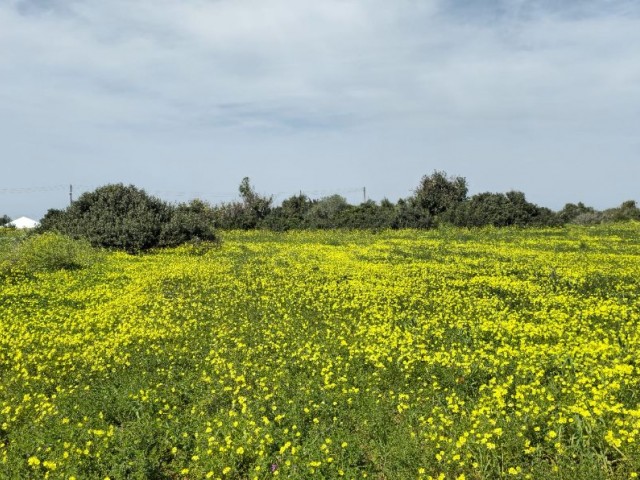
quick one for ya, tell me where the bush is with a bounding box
[159,200,218,247]
[572,212,604,225]
[336,199,397,230]
[602,200,640,222]
[568,201,640,225]
[0,228,26,258]
[211,178,273,230]
[303,195,350,229]
[38,184,218,253]
[557,202,595,224]
[447,191,557,228]
[1,232,102,276]
[262,194,314,231]
[392,198,434,229]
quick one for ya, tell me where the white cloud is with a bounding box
[1,0,639,217]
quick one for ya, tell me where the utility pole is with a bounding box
[69,184,73,205]
[363,187,367,203]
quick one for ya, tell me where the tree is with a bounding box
[0,214,11,226]
[412,171,468,219]
[210,178,273,230]
[239,177,273,227]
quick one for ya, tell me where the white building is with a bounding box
[6,216,39,229]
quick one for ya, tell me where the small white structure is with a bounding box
[7,216,39,229]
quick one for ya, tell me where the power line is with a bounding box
[0,184,371,203]
[0,185,68,194]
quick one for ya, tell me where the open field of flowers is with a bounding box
[1,224,640,479]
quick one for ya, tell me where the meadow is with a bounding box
[1,225,639,479]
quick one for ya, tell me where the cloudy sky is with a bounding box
[1,0,639,219]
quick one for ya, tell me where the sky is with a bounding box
[1,0,639,220]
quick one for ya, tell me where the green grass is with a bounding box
[1,224,639,479]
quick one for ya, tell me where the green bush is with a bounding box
[557,202,596,224]
[447,191,557,227]
[1,232,102,276]
[261,194,314,231]
[159,200,218,247]
[303,195,350,229]
[39,184,218,253]
[211,178,273,230]
[392,198,434,229]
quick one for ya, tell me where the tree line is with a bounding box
[2,171,638,252]
[210,172,639,230]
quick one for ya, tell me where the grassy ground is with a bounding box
[1,224,639,479]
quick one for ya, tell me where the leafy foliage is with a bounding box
[1,232,102,276]
[447,191,557,227]
[38,184,217,252]
[412,170,468,219]
[303,195,350,229]
[568,200,640,225]
[158,199,218,248]
[261,194,314,231]
[557,202,596,224]
[212,177,273,229]
[392,198,434,229]
[163,170,639,231]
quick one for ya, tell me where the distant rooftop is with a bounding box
[6,216,39,229]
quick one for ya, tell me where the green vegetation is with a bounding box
[38,184,217,253]
[1,225,640,479]
[206,172,639,231]
[25,172,640,239]
[0,232,102,277]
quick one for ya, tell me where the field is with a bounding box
[1,225,640,479]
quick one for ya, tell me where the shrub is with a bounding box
[447,191,557,227]
[211,178,273,230]
[336,199,397,230]
[304,195,350,229]
[159,200,218,247]
[262,194,314,231]
[0,228,26,259]
[557,202,596,224]
[392,198,434,229]
[602,200,640,222]
[38,184,218,253]
[571,212,604,225]
[1,232,102,276]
